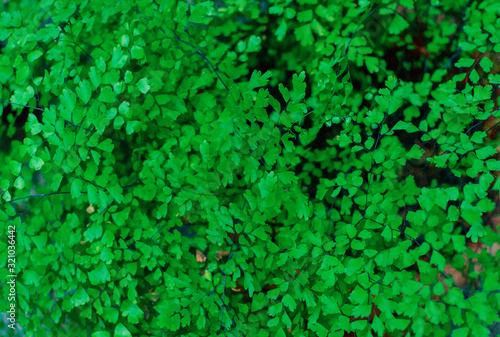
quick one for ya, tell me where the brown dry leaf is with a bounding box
[489,210,500,231]
[489,242,500,256]
[86,204,95,214]
[230,287,242,292]
[439,239,500,292]
[468,241,499,272]
[216,250,230,261]
[444,263,468,287]
[196,250,207,263]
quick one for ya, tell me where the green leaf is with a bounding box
[28,50,43,62]
[392,121,419,133]
[121,35,130,47]
[111,47,128,68]
[275,328,286,337]
[29,156,44,171]
[285,8,296,18]
[385,75,398,90]
[487,160,500,171]
[107,183,123,204]
[71,180,82,199]
[430,250,446,270]
[430,69,447,82]
[196,309,206,329]
[114,323,132,337]
[248,70,272,91]
[84,223,103,242]
[102,308,119,324]
[400,0,414,9]
[267,316,280,328]
[311,19,327,36]
[10,161,22,176]
[388,15,410,35]
[248,292,267,312]
[71,287,90,307]
[407,144,424,159]
[189,2,212,24]
[61,88,76,112]
[97,139,114,152]
[349,286,368,304]
[474,85,492,101]
[387,318,410,332]
[89,66,101,88]
[320,294,340,314]
[294,24,314,46]
[119,101,130,114]
[471,131,486,143]
[476,146,495,160]
[366,110,384,124]
[275,19,287,41]
[98,86,116,103]
[281,311,292,327]
[433,282,445,296]
[310,323,330,337]
[451,327,470,337]
[247,35,262,53]
[244,272,255,297]
[297,9,313,22]
[31,122,43,135]
[292,71,307,101]
[2,190,11,202]
[469,69,479,84]
[269,5,284,15]
[14,176,25,189]
[51,173,63,191]
[126,120,140,135]
[100,247,114,262]
[0,208,6,222]
[137,78,150,94]
[455,58,475,68]
[136,182,157,201]
[345,257,365,276]
[268,302,282,317]
[76,80,92,105]
[479,56,493,72]
[101,230,115,247]
[121,299,144,324]
[282,293,297,312]
[279,83,290,103]
[451,235,466,252]
[88,263,111,285]
[124,70,133,83]
[259,172,277,199]
[131,45,145,60]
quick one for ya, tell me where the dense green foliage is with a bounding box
[1,0,500,336]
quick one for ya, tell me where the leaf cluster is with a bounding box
[1,0,500,337]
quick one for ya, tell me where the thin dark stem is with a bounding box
[2,192,71,205]
[0,99,43,111]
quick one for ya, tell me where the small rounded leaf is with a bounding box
[137,78,150,94]
[29,156,44,171]
[14,176,25,190]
